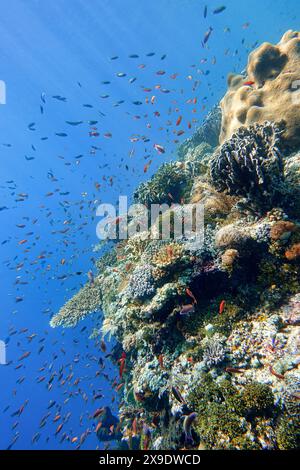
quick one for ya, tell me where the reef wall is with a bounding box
[51,31,300,450]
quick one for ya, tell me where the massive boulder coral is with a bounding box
[220,30,300,147]
[210,121,284,206]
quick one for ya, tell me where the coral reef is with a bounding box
[220,30,300,147]
[52,31,300,450]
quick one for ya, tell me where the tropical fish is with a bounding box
[180,304,195,315]
[158,354,164,369]
[119,352,126,379]
[203,27,213,45]
[153,143,165,154]
[176,115,182,126]
[213,6,226,14]
[219,300,226,314]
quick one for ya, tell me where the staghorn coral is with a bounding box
[210,121,284,206]
[220,30,300,147]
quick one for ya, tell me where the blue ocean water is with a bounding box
[0,0,298,450]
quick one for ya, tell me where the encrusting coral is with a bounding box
[220,30,300,147]
[51,31,300,451]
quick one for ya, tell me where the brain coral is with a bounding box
[220,30,300,147]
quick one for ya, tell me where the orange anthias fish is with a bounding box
[186,288,197,305]
[158,354,164,369]
[143,160,152,173]
[176,115,182,126]
[119,352,126,379]
[132,417,138,436]
[219,300,226,314]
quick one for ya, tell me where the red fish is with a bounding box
[143,160,152,173]
[243,81,255,86]
[176,115,182,126]
[158,354,164,369]
[119,352,126,379]
[219,300,226,314]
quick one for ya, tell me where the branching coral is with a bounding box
[210,121,284,206]
[202,335,226,368]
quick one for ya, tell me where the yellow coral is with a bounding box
[220,30,300,146]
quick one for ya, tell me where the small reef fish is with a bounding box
[203,27,213,45]
[225,367,245,374]
[119,352,126,379]
[219,300,226,314]
[243,81,255,86]
[153,143,165,154]
[158,354,164,369]
[180,304,195,316]
[176,115,182,126]
[213,6,226,14]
